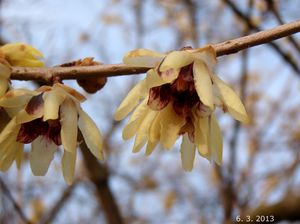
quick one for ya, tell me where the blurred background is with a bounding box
[0,0,300,223]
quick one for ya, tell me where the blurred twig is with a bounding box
[38,181,78,224]
[223,0,300,74]
[0,177,31,224]
[10,19,300,81]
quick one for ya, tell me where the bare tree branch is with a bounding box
[9,20,300,82]
[0,177,31,224]
[223,0,300,73]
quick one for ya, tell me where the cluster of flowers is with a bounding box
[0,43,103,184]
[0,43,248,183]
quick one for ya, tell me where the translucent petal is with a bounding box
[60,98,78,153]
[0,63,11,79]
[193,61,214,110]
[0,117,19,144]
[191,45,217,68]
[132,110,156,153]
[62,150,77,185]
[212,75,249,123]
[15,143,24,169]
[145,69,167,88]
[9,59,44,67]
[43,89,66,121]
[0,143,22,171]
[149,112,161,142]
[209,115,223,165]
[180,133,196,171]
[123,49,165,67]
[15,109,43,124]
[0,88,38,108]
[122,99,148,140]
[160,104,185,149]
[159,51,193,72]
[193,114,210,157]
[78,108,103,160]
[114,81,147,121]
[0,77,8,97]
[54,83,86,102]
[145,140,158,156]
[29,136,57,176]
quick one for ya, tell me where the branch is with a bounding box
[0,178,31,224]
[223,0,300,74]
[10,19,300,81]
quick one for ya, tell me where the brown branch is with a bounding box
[0,178,31,224]
[9,19,300,82]
[39,182,78,224]
[79,132,124,224]
[223,0,300,74]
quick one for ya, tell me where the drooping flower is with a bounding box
[0,83,103,184]
[0,43,44,97]
[115,46,249,170]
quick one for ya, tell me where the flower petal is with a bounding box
[0,77,8,97]
[122,99,149,140]
[212,75,249,123]
[145,69,167,88]
[160,104,186,149]
[15,143,24,169]
[60,98,78,153]
[145,140,158,156]
[149,112,161,142]
[0,143,23,171]
[29,136,57,176]
[191,45,217,68]
[180,133,196,171]
[160,68,180,83]
[43,89,66,121]
[0,62,12,79]
[0,88,38,108]
[62,150,77,185]
[123,49,165,67]
[78,108,103,160]
[15,109,43,124]
[193,114,210,158]
[159,51,193,72]
[193,60,214,110]
[209,115,223,165]
[132,110,156,153]
[114,81,147,121]
[54,83,86,102]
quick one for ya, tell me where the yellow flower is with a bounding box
[0,83,103,184]
[0,42,44,67]
[115,46,249,170]
[0,42,44,97]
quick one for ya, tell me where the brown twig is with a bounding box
[9,19,300,82]
[0,177,31,224]
[223,0,300,74]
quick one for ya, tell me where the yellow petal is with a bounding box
[193,61,214,110]
[191,45,217,68]
[0,143,22,171]
[0,88,38,108]
[54,83,86,102]
[145,69,167,88]
[209,115,223,165]
[159,51,193,72]
[0,77,8,96]
[123,49,165,67]
[180,134,196,171]
[60,98,78,153]
[9,58,44,67]
[15,109,43,124]
[193,115,210,158]
[0,43,44,67]
[122,99,149,140]
[43,89,66,121]
[15,143,24,169]
[149,112,161,142]
[114,81,147,121]
[0,63,12,79]
[212,75,249,123]
[160,68,180,83]
[160,104,185,149]
[132,110,156,153]
[0,117,19,144]
[78,108,103,160]
[62,150,77,185]
[29,136,57,176]
[145,140,158,156]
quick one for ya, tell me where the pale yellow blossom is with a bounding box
[115,46,249,170]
